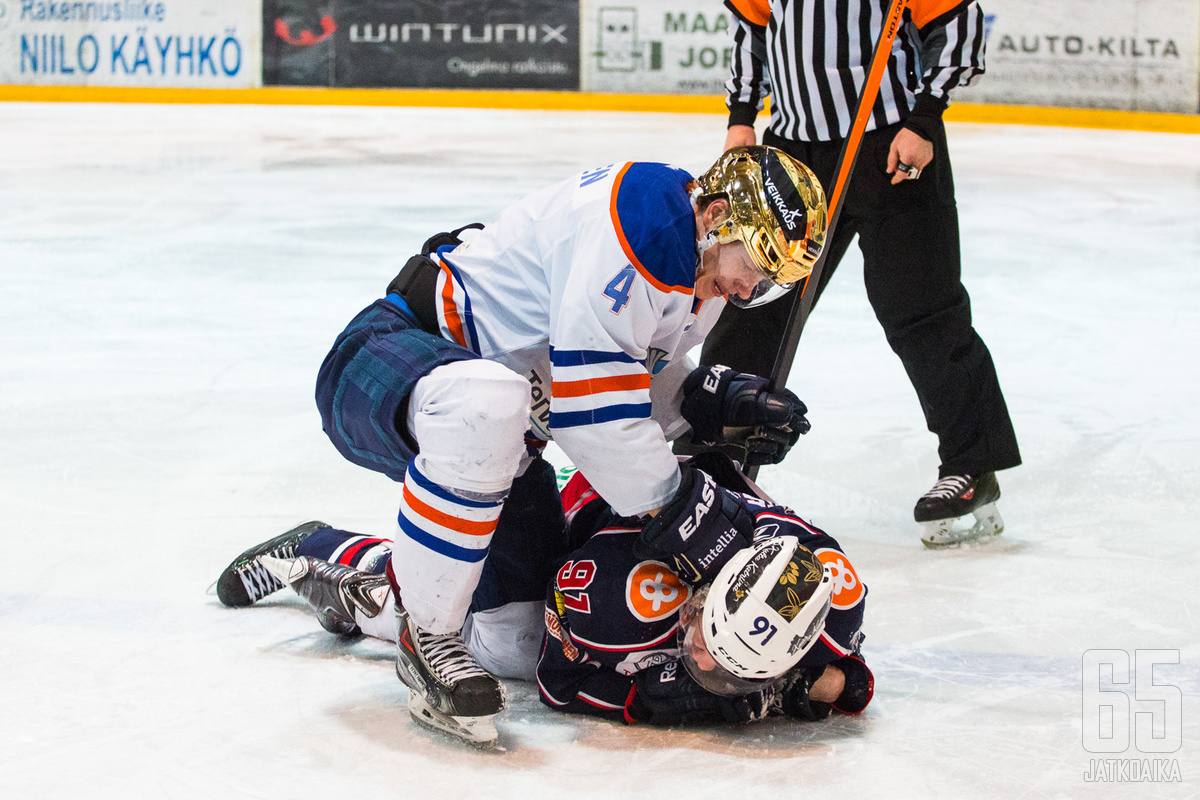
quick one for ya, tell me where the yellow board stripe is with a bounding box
[2,84,1198,134]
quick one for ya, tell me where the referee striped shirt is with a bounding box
[726,0,987,142]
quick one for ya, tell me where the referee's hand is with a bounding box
[887,128,933,185]
[724,124,757,152]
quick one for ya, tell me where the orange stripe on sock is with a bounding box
[552,372,651,398]
[402,485,499,537]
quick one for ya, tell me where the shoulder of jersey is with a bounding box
[609,163,698,296]
[555,526,688,651]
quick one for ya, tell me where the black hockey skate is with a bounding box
[915,473,1004,548]
[394,599,505,747]
[258,555,390,636]
[212,521,329,607]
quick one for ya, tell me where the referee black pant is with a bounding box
[701,121,1021,479]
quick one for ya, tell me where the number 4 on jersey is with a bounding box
[603,264,637,314]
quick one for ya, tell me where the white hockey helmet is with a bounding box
[677,535,834,696]
[692,146,827,308]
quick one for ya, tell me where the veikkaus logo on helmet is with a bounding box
[764,173,806,231]
[349,22,569,45]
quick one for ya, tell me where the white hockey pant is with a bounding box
[391,359,532,636]
[352,596,545,682]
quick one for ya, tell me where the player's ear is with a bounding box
[703,198,731,228]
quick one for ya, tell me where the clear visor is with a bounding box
[676,586,771,697]
[728,278,794,309]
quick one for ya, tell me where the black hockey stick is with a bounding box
[745,0,910,480]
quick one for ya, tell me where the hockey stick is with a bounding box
[744,0,910,480]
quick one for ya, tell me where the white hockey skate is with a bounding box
[915,473,1005,549]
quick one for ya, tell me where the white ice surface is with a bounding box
[0,102,1198,799]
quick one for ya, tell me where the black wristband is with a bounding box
[727,102,759,129]
[902,93,946,143]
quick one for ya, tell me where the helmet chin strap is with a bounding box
[695,229,720,262]
[693,189,728,268]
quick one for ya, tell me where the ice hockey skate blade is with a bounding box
[920,502,1004,549]
[407,693,499,748]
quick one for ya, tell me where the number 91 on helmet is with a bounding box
[677,535,834,696]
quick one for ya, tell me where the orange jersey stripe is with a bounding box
[910,0,967,29]
[828,0,908,220]
[553,372,651,398]
[727,0,954,31]
[402,485,498,537]
[608,163,692,296]
[438,259,468,348]
[727,0,771,26]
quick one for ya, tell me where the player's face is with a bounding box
[695,241,768,302]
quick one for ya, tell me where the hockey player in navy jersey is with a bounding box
[537,461,871,726]
[227,147,830,745]
[213,455,872,736]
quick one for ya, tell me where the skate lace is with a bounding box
[418,630,489,684]
[237,546,296,601]
[921,475,974,501]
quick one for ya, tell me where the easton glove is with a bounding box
[625,660,772,726]
[681,364,810,467]
[635,464,755,586]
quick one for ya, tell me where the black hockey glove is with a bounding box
[772,665,833,721]
[681,364,810,467]
[774,656,875,720]
[635,464,756,586]
[830,654,875,715]
[625,660,772,726]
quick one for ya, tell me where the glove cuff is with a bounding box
[831,654,875,715]
[623,683,647,725]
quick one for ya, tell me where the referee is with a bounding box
[704,0,1021,532]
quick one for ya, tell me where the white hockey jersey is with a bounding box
[434,162,726,516]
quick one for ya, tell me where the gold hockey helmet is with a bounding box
[694,146,827,288]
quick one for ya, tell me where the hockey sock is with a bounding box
[296,527,393,575]
[392,459,508,633]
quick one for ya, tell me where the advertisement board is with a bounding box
[580,0,733,94]
[0,0,262,87]
[263,0,579,90]
[966,0,1200,113]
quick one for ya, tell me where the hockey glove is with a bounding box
[772,665,833,721]
[774,656,875,720]
[625,661,772,726]
[680,364,810,467]
[635,464,756,586]
[830,654,875,715]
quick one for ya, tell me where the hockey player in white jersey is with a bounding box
[307,146,827,745]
